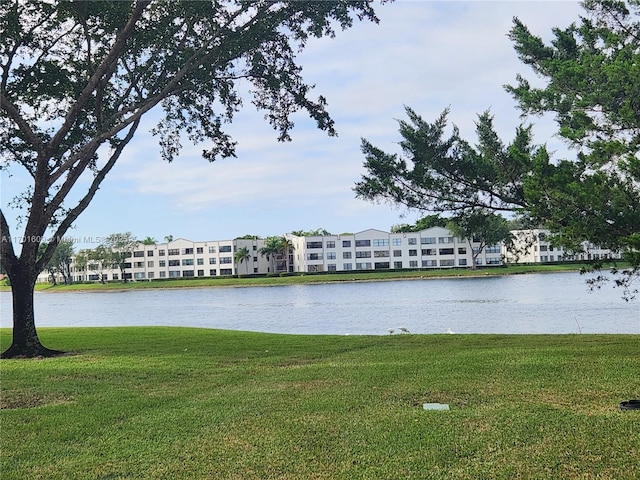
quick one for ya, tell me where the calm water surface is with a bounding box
[1,272,638,334]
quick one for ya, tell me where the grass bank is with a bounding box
[0,263,588,293]
[1,328,638,479]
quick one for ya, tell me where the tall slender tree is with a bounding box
[0,1,380,357]
[234,246,252,276]
[355,1,639,295]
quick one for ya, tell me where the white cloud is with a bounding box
[4,1,585,245]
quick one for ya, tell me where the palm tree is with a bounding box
[234,246,252,276]
[280,237,294,273]
[141,236,157,245]
[259,236,294,273]
[259,237,281,273]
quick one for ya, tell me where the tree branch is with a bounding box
[0,94,46,154]
[37,119,140,272]
[0,208,17,272]
[45,0,150,159]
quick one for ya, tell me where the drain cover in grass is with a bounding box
[423,403,450,411]
[619,399,640,411]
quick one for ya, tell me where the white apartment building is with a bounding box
[36,226,625,283]
[287,227,503,273]
[54,226,503,283]
[502,229,622,264]
[69,237,271,282]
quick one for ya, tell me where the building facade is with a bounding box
[54,226,503,283]
[502,229,622,264]
[69,237,271,283]
[287,227,502,273]
[41,227,621,284]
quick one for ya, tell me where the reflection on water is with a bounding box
[1,272,638,334]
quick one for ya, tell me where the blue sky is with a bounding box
[2,1,584,251]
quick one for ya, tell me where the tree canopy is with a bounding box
[0,0,379,358]
[355,0,639,285]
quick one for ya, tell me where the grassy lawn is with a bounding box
[1,328,639,479]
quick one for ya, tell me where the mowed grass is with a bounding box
[1,328,639,479]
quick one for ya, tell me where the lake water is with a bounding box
[1,272,638,335]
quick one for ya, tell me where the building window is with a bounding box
[147,250,154,257]
[459,259,467,266]
[148,272,154,279]
[408,249,417,256]
[168,260,180,266]
[374,262,390,269]
[159,260,166,267]
[183,248,193,255]
[327,252,336,260]
[209,269,217,276]
[134,272,145,279]
[421,237,436,244]
[307,241,323,249]
[219,245,232,253]
[220,268,232,275]
[439,248,454,255]
[373,239,389,247]
[422,260,437,267]
[355,239,371,247]
[159,271,165,278]
[343,263,353,270]
[394,261,403,269]
[147,261,154,268]
[133,251,144,257]
[182,259,194,266]
[392,238,402,246]
[197,270,204,277]
[422,249,436,256]
[183,270,194,277]
[409,260,418,268]
[440,259,455,267]
[168,249,179,256]
[438,237,454,244]
[134,261,144,268]
[487,257,501,265]
[458,247,467,255]
[197,258,204,265]
[208,246,216,254]
[342,240,351,247]
[327,264,337,271]
[220,257,232,264]
[356,262,372,269]
[374,250,389,258]
[169,271,180,278]
[209,258,217,265]
[158,250,165,256]
[408,237,417,245]
[326,241,335,248]
[306,253,323,260]
[356,251,371,258]
[486,245,501,254]
[196,247,203,254]
[393,250,402,257]
[343,251,352,259]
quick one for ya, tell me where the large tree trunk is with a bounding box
[1,264,63,359]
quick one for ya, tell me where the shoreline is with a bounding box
[0,264,591,294]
